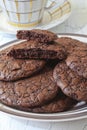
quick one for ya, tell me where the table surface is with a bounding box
[0,0,87,130]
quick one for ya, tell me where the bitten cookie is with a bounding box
[0,67,59,108]
[17,29,58,43]
[0,41,45,81]
[8,41,66,60]
[53,62,87,102]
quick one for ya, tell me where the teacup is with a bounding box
[0,0,66,28]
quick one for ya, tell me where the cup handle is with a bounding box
[45,0,71,19]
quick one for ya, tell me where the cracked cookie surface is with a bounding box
[0,67,59,108]
[53,62,87,102]
[0,41,45,81]
[66,50,87,79]
[17,29,57,43]
[55,37,87,54]
[20,92,77,113]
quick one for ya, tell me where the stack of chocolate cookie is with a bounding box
[55,37,87,101]
[0,29,87,113]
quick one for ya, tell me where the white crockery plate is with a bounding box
[0,33,87,122]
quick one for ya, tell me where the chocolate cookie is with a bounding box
[53,62,87,102]
[0,41,45,81]
[55,37,87,54]
[8,41,66,60]
[66,50,87,79]
[0,67,59,108]
[20,92,77,113]
[17,29,57,43]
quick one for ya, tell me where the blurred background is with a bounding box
[51,0,87,34]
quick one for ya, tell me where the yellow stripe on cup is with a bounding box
[28,0,33,22]
[62,1,70,8]
[48,1,71,20]
[8,20,41,28]
[49,2,71,19]
[50,10,62,20]
[15,1,18,11]
[49,7,62,20]
[52,9,70,20]
[50,1,70,16]
[15,0,20,22]
[51,6,61,15]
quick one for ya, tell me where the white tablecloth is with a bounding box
[0,0,87,130]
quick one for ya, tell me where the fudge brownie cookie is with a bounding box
[53,62,87,102]
[17,29,57,43]
[55,37,87,54]
[20,92,77,113]
[0,41,45,81]
[66,50,87,79]
[8,41,66,60]
[0,67,59,108]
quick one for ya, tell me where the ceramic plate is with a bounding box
[0,33,87,122]
[0,0,71,35]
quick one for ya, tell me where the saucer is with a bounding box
[0,0,71,35]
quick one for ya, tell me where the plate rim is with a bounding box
[0,104,87,122]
